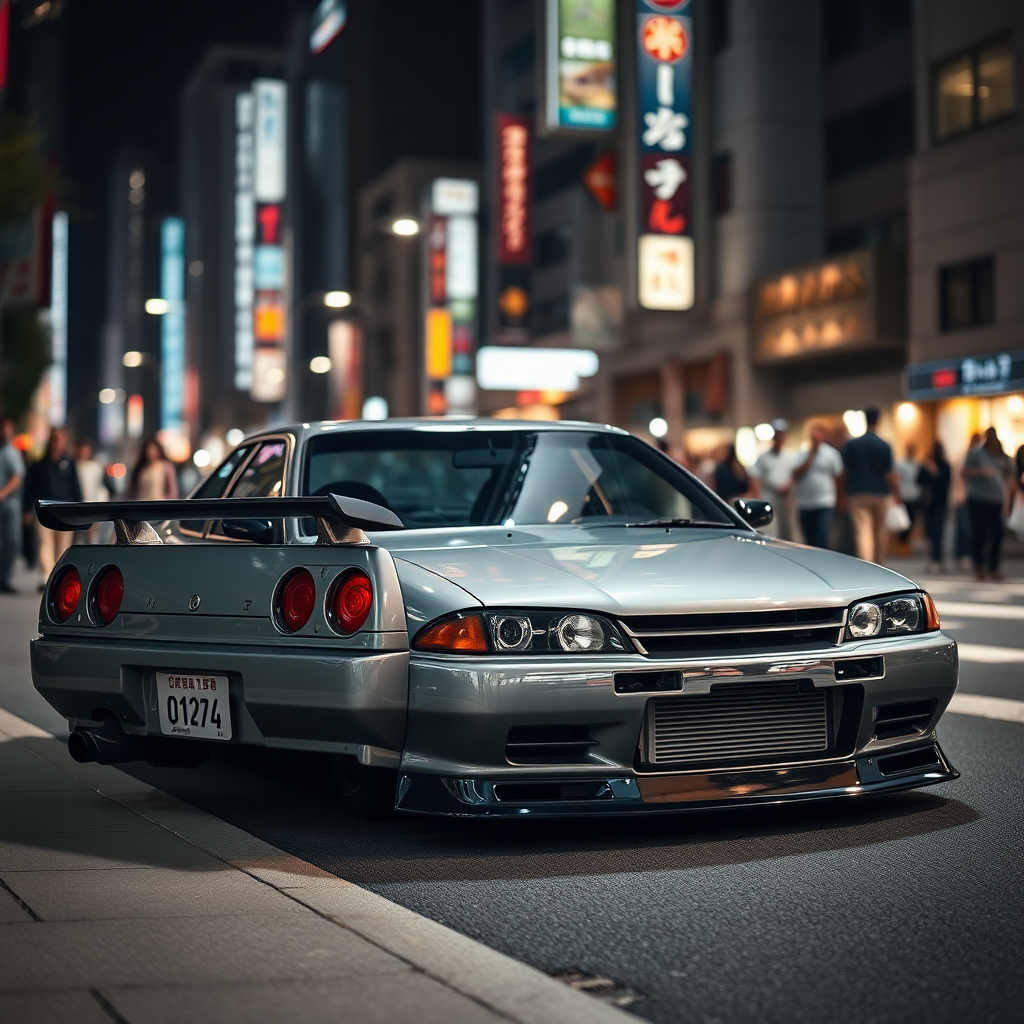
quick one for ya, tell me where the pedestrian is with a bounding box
[127,436,179,501]
[712,443,750,502]
[842,407,898,564]
[749,418,794,539]
[954,432,981,567]
[22,428,82,587]
[791,421,844,549]
[74,438,109,545]
[917,440,951,573]
[0,417,25,594]
[894,443,922,547]
[962,426,1012,581]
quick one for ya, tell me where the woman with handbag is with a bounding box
[918,440,951,573]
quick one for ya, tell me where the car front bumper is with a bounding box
[397,631,959,815]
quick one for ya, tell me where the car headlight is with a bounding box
[414,609,633,654]
[845,592,940,640]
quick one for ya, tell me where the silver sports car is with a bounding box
[32,420,958,817]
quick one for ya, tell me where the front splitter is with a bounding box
[394,743,959,817]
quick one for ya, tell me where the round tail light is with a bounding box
[92,566,124,625]
[328,570,373,634]
[277,568,316,632]
[51,567,81,622]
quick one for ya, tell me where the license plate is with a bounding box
[155,673,232,741]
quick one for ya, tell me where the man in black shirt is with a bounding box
[842,407,898,564]
[23,429,82,585]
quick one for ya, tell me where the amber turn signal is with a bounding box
[922,592,941,631]
[414,613,488,653]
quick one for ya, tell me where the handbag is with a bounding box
[885,502,911,533]
[1007,493,1024,541]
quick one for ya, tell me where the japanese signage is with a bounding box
[0,206,48,309]
[251,79,288,403]
[497,114,532,264]
[496,114,532,345]
[160,218,186,437]
[906,349,1024,401]
[583,151,617,211]
[309,0,346,56]
[636,0,693,310]
[544,0,617,133]
[753,248,904,364]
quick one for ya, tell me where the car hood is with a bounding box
[381,525,917,616]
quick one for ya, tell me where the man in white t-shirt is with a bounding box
[749,418,795,539]
[791,422,844,549]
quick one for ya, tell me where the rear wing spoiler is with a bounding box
[35,493,404,546]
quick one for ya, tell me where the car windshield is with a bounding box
[301,429,737,530]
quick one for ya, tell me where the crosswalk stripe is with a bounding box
[956,643,1024,664]
[947,693,1024,723]
[937,601,1024,620]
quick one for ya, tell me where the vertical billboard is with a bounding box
[251,78,288,403]
[496,114,532,344]
[424,178,479,415]
[544,0,617,133]
[48,210,68,427]
[327,320,361,420]
[160,217,186,437]
[636,0,694,310]
[234,92,255,391]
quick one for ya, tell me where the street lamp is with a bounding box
[391,218,419,236]
[144,298,169,315]
[324,291,352,308]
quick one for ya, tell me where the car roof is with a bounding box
[240,418,630,445]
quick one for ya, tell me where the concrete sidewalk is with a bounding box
[0,708,632,1024]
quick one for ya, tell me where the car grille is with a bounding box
[645,681,830,766]
[622,607,845,656]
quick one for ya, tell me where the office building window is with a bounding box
[824,0,910,62]
[536,224,572,269]
[825,90,914,179]
[939,257,994,332]
[935,36,1015,141]
[713,152,733,215]
[711,1,731,54]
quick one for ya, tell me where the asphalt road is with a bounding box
[3,557,1022,1024]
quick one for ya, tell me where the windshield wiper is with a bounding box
[624,517,737,529]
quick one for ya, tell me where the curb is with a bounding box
[0,707,635,1024]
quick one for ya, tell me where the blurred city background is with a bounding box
[1,0,1023,561]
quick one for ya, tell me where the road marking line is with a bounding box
[956,643,1024,664]
[948,693,1024,723]
[937,601,1024,620]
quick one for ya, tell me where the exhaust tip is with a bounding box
[67,731,98,764]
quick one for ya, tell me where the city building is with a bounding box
[355,159,480,419]
[478,0,1024,470]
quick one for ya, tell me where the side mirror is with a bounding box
[733,498,774,530]
[221,518,274,544]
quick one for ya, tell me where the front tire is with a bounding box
[331,754,397,819]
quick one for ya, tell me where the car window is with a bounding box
[229,441,287,498]
[191,445,253,499]
[301,429,732,530]
[505,433,699,524]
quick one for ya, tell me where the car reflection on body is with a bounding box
[32,420,957,817]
